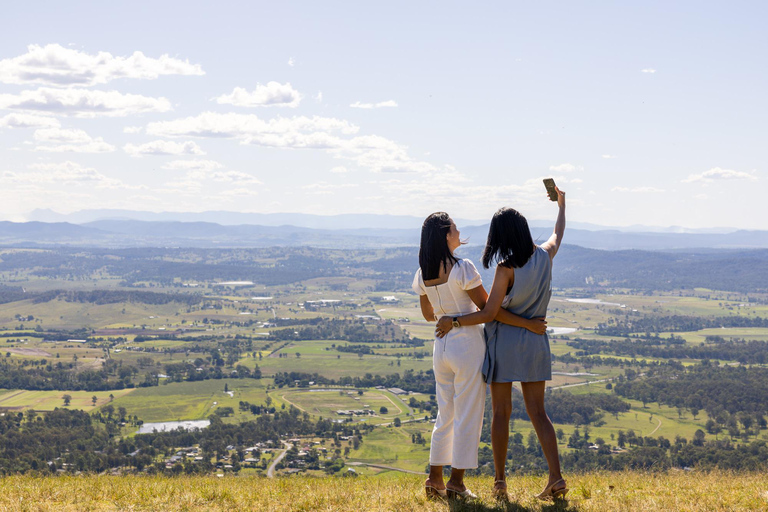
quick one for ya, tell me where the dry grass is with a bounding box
[0,471,766,511]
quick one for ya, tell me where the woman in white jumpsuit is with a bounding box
[414,212,548,500]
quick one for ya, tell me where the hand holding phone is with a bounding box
[543,178,558,201]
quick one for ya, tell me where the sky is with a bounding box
[0,1,766,229]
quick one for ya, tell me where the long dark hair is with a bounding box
[481,207,535,269]
[419,212,458,280]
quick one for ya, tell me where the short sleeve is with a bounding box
[411,268,426,295]
[459,259,482,290]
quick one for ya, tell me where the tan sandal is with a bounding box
[493,480,509,501]
[425,484,447,501]
[536,478,568,500]
[446,487,477,500]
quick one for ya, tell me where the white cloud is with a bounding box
[146,112,435,174]
[314,91,323,102]
[611,186,665,193]
[124,140,205,157]
[162,159,223,171]
[302,182,358,195]
[146,112,358,138]
[0,88,172,117]
[641,69,656,74]
[214,82,302,108]
[123,126,143,134]
[215,188,260,199]
[601,154,616,159]
[0,113,60,129]
[287,57,295,67]
[210,170,262,184]
[33,127,116,153]
[549,163,583,173]
[2,161,129,188]
[330,166,349,173]
[682,167,758,184]
[0,43,204,87]
[350,100,398,109]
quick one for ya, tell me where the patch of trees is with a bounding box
[0,363,127,392]
[613,365,768,422]
[162,362,261,383]
[31,289,203,306]
[272,369,436,394]
[334,344,376,355]
[596,315,768,336]
[568,336,768,364]
[268,318,416,344]
[0,285,28,305]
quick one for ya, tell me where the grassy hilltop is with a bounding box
[0,471,765,511]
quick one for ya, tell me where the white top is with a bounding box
[412,259,483,317]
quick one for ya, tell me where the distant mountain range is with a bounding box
[26,208,741,234]
[2,216,768,250]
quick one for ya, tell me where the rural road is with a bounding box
[346,462,423,475]
[551,377,613,390]
[267,442,292,478]
[649,417,663,435]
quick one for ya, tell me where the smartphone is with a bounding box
[543,178,558,201]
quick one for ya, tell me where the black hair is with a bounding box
[419,212,459,280]
[481,207,535,269]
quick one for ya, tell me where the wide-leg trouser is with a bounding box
[429,325,486,469]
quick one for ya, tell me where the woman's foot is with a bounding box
[446,486,477,500]
[536,478,568,500]
[493,480,509,501]
[424,478,446,501]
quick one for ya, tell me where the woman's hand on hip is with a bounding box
[435,316,453,338]
[525,317,548,335]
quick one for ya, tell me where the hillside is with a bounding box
[0,472,763,511]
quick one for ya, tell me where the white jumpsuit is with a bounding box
[412,259,486,469]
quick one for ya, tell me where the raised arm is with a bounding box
[540,186,566,260]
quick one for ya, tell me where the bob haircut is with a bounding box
[419,212,458,280]
[481,207,535,269]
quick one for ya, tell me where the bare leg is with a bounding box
[520,381,565,490]
[490,382,513,487]
[426,465,445,490]
[446,468,466,492]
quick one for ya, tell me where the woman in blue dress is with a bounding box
[436,187,567,501]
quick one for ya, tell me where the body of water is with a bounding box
[548,327,578,335]
[565,298,623,306]
[137,420,210,434]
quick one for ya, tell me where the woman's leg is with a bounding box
[427,342,455,489]
[445,332,485,492]
[426,465,445,490]
[490,382,513,485]
[446,468,465,492]
[520,381,564,489]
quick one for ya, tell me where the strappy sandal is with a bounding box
[535,478,569,500]
[493,480,509,501]
[446,487,477,500]
[425,484,447,501]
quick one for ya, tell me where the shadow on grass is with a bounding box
[447,498,578,512]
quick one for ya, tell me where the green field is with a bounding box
[278,388,414,425]
[347,421,433,472]
[108,378,270,423]
[0,388,134,411]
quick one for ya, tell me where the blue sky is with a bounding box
[0,1,765,229]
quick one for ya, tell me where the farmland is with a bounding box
[0,244,767,478]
